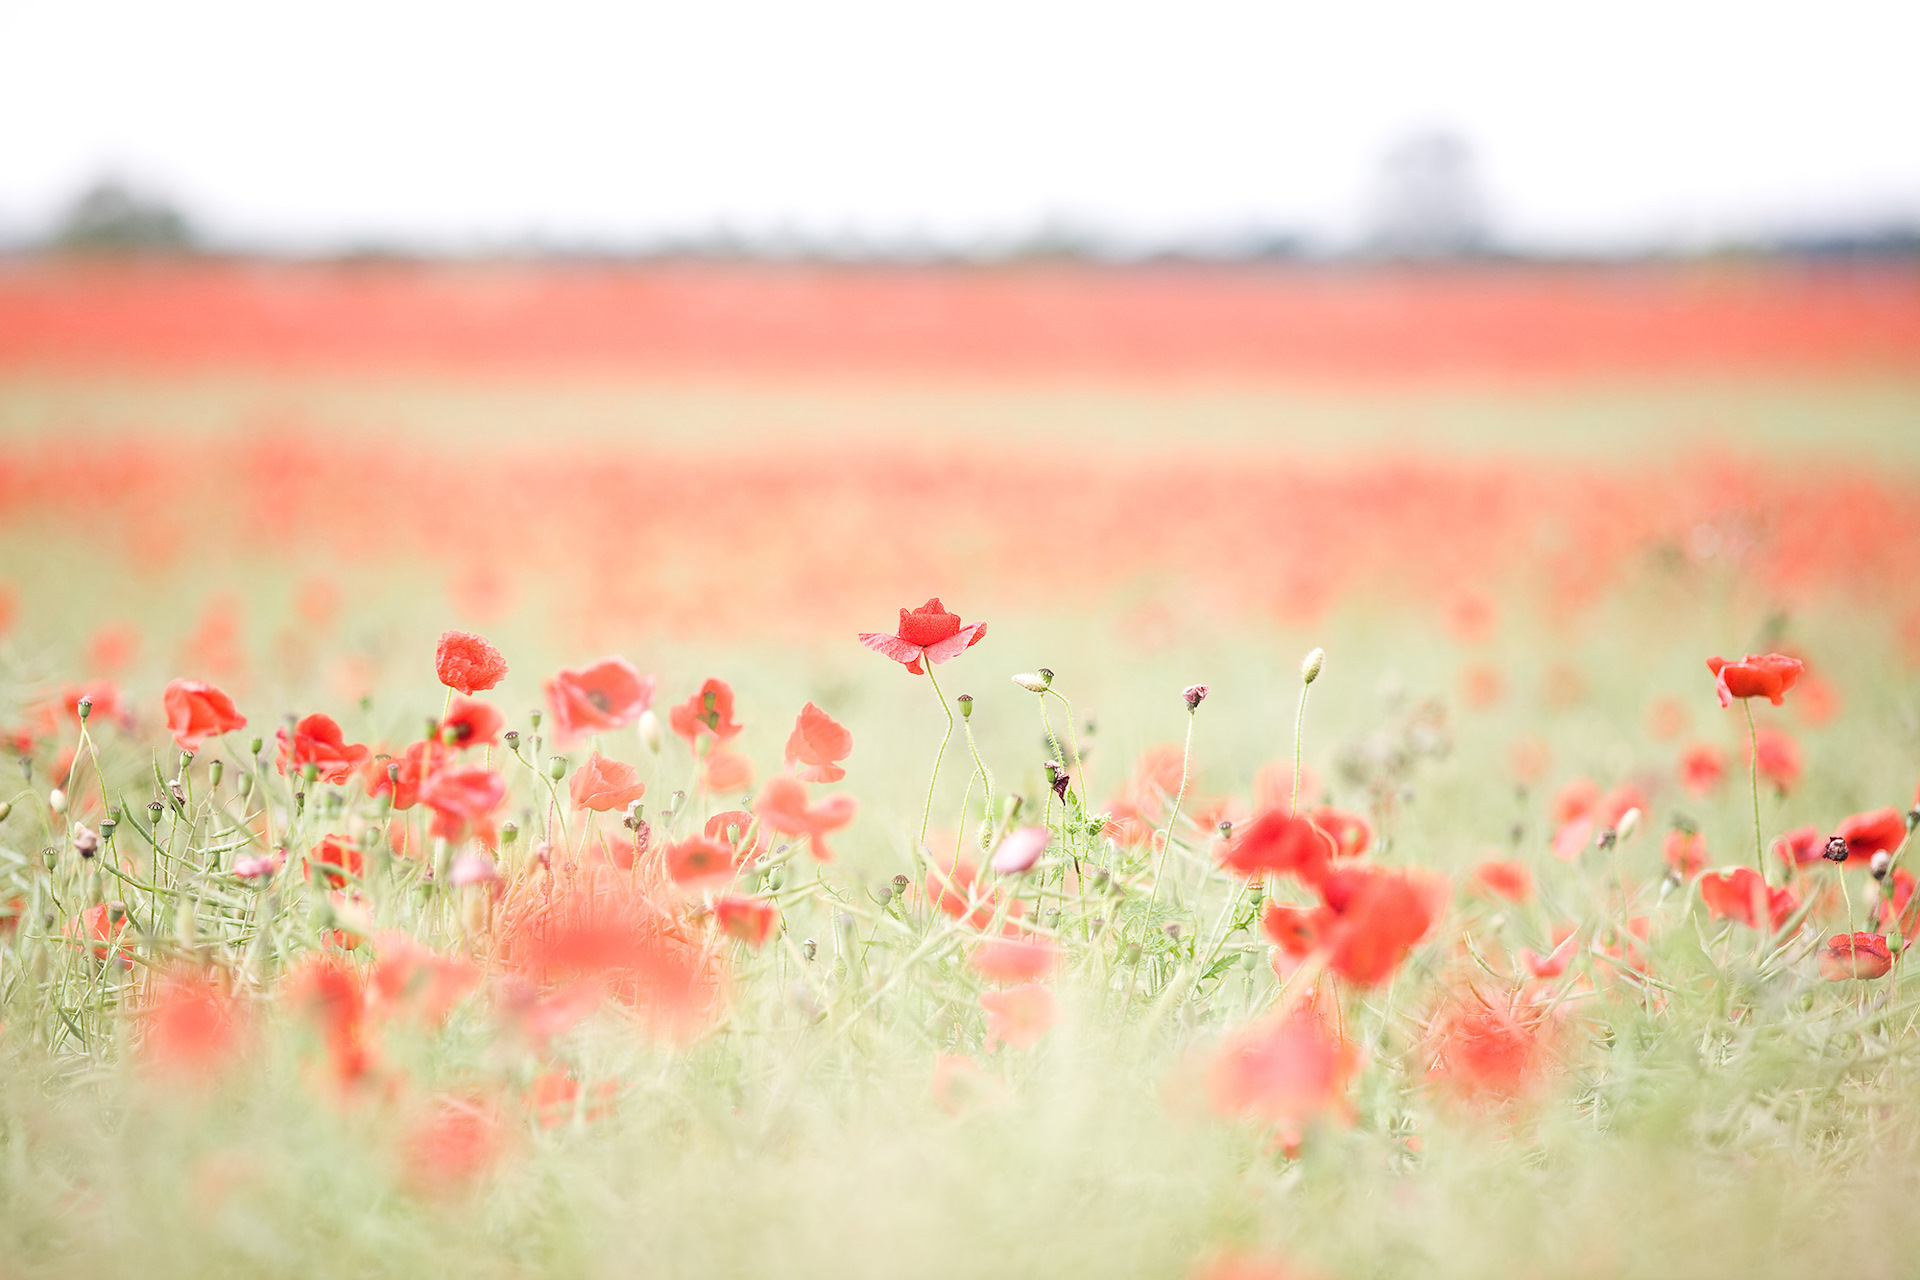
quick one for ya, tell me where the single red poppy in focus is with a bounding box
[418,766,506,844]
[1470,859,1533,903]
[1678,743,1726,796]
[435,630,509,696]
[664,835,738,887]
[1819,931,1893,981]
[568,753,646,812]
[365,739,450,811]
[669,678,744,746]
[1699,866,1799,932]
[713,895,779,948]
[1835,807,1906,861]
[277,713,372,784]
[979,983,1056,1049]
[971,937,1061,984]
[162,678,246,751]
[544,657,656,748]
[1746,725,1802,792]
[1706,653,1804,708]
[1218,811,1331,884]
[858,598,986,675]
[755,775,858,861]
[1663,830,1708,880]
[784,702,853,783]
[304,834,363,889]
[439,697,503,750]
[1308,807,1371,859]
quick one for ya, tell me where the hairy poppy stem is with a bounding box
[1144,709,1197,922]
[1291,683,1310,818]
[920,665,956,848]
[1745,701,1765,882]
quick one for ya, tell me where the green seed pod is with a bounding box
[549,757,568,781]
[208,760,224,789]
[76,697,92,723]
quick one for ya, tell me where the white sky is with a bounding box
[1,0,1917,252]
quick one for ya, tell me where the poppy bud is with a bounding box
[638,709,662,755]
[41,847,55,870]
[957,693,974,720]
[1164,922,1183,941]
[1596,827,1617,852]
[1301,648,1326,685]
[1871,850,1892,880]
[1012,673,1049,694]
[0,801,9,823]
[387,761,402,785]
[549,757,568,781]
[501,821,519,845]
[875,883,893,905]
[1909,807,1920,834]
[803,938,817,962]
[1824,836,1850,863]
[48,788,66,814]
[301,762,319,784]
[248,736,264,756]
[179,750,194,773]
[73,824,100,858]
[528,711,542,732]
[294,791,306,815]
[77,696,92,723]
[831,958,848,983]
[1183,684,1208,711]
[664,790,685,818]
[209,760,223,788]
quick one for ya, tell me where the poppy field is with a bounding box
[1,260,1920,1278]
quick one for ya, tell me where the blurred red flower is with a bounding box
[435,630,508,696]
[1206,1006,1358,1136]
[1819,932,1893,980]
[971,937,1061,984]
[1699,866,1799,931]
[979,983,1055,1049]
[1773,825,1823,867]
[1470,859,1533,903]
[669,678,744,746]
[364,739,450,811]
[713,895,779,948]
[162,679,246,752]
[1663,830,1708,879]
[1218,811,1331,884]
[1835,807,1906,861]
[784,701,853,783]
[368,932,478,1025]
[1308,807,1371,859]
[569,753,646,812]
[544,657,655,748]
[304,834,363,889]
[1706,653,1804,708]
[1678,743,1726,796]
[277,713,371,784]
[1260,865,1448,987]
[439,696,502,750]
[418,765,506,844]
[755,775,857,861]
[859,597,986,675]
[1746,725,1802,792]
[664,835,738,887]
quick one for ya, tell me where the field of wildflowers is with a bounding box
[1,260,1918,1278]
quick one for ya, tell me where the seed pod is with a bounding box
[248,736,264,757]
[208,760,224,788]
[1012,673,1049,694]
[77,696,92,723]
[957,693,974,720]
[501,821,519,845]
[549,757,568,781]
[1824,835,1850,863]
[504,730,520,751]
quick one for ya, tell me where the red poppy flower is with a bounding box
[1205,1006,1359,1134]
[1663,830,1708,879]
[702,747,755,794]
[1425,996,1550,1103]
[283,952,372,1084]
[713,895,779,948]
[1217,811,1332,884]
[990,826,1051,875]
[1771,825,1822,867]
[568,753,646,812]
[1678,743,1726,796]
[1596,784,1647,832]
[663,835,738,887]
[971,937,1061,984]
[1819,932,1893,981]
[418,765,506,844]
[1835,807,1906,861]
[304,834,363,889]
[1308,807,1372,859]
[784,702,853,783]
[1699,866,1799,931]
[1706,653,1804,708]
[544,657,656,748]
[162,678,246,751]
[755,775,858,861]
[70,902,130,964]
[59,679,124,726]
[369,931,479,1025]
[1747,725,1802,792]
[277,713,372,784]
[142,977,241,1073]
[1470,859,1533,903]
[979,983,1056,1049]
[435,630,509,696]
[925,858,1027,932]
[669,678,744,746]
[440,697,503,750]
[1315,866,1449,987]
[703,809,767,860]
[1521,928,1578,979]
[1550,777,1599,824]
[858,598,987,675]
[365,739,450,811]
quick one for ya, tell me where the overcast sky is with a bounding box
[2,0,1916,252]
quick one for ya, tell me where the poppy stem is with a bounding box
[1744,700,1765,883]
[919,665,956,849]
[1144,709,1197,922]
[1291,680,1311,818]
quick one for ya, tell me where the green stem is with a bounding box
[1291,681,1311,817]
[1143,710,1197,922]
[919,665,956,848]
[1745,700,1765,882]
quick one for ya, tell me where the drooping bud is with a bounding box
[956,693,974,720]
[1301,647,1326,685]
[1183,684,1208,712]
[1823,835,1850,863]
[1871,850,1893,880]
[1909,807,1920,834]
[638,709,662,755]
[1012,673,1049,694]
[48,788,66,814]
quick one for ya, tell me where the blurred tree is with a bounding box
[1366,132,1489,259]
[52,178,195,252]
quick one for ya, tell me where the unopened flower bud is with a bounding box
[300,762,319,784]
[501,821,519,846]
[0,801,9,823]
[1871,850,1893,880]
[549,757,568,781]
[1908,807,1920,834]
[1616,807,1641,843]
[1183,684,1208,711]
[208,760,223,788]
[527,710,542,732]
[1301,647,1326,685]
[1823,835,1850,863]
[76,696,92,723]
[638,709,662,755]
[1012,673,1049,694]
[248,736,264,757]
[956,693,974,719]
[48,788,66,814]
[72,823,100,858]
[387,761,402,785]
